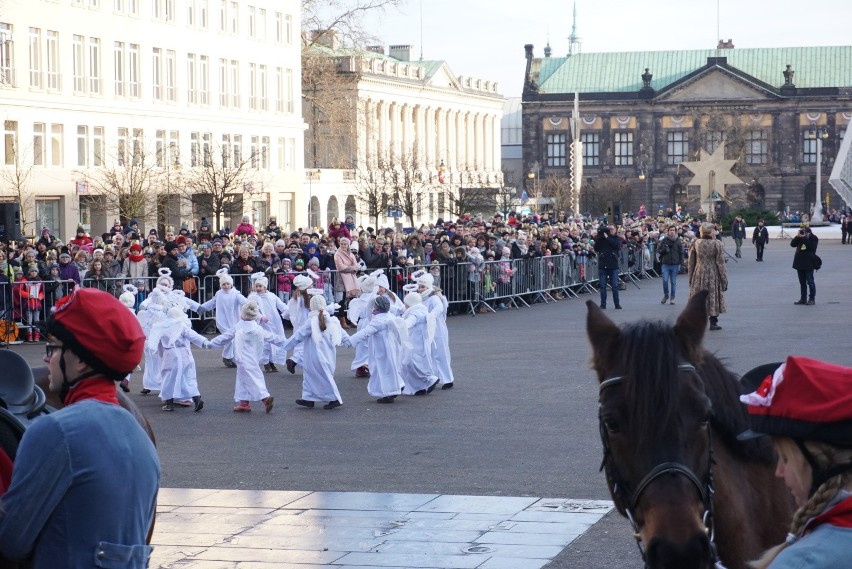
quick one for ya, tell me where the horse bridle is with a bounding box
[598,363,726,569]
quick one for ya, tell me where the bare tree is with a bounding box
[540,175,575,215]
[0,142,35,234]
[180,140,261,232]
[495,183,518,216]
[74,145,163,228]
[353,152,390,229]
[584,176,634,218]
[445,185,497,219]
[301,0,403,169]
[384,148,431,228]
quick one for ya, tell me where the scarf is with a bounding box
[64,377,119,406]
[805,495,852,533]
[128,250,145,263]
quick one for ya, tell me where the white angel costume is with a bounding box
[401,292,438,394]
[285,275,312,366]
[344,309,408,399]
[147,304,208,402]
[248,273,289,365]
[347,274,376,372]
[278,297,344,404]
[198,271,247,361]
[209,317,282,402]
[418,273,455,387]
[137,288,168,392]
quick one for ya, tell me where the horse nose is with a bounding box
[646,532,712,569]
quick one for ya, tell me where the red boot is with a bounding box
[233,401,251,412]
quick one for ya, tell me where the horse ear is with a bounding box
[586,300,621,379]
[674,290,708,362]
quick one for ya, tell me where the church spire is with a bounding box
[567,2,581,56]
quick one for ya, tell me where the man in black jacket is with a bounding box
[731,214,747,258]
[791,225,819,305]
[593,225,622,309]
[657,225,684,304]
[752,218,769,261]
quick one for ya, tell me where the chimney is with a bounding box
[311,29,340,50]
[716,38,735,49]
[366,45,385,55]
[389,45,412,61]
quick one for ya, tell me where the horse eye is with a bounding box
[604,419,621,433]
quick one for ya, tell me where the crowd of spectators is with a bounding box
[0,207,751,339]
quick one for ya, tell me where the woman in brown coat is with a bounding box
[688,222,728,330]
[334,237,361,327]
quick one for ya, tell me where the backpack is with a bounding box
[814,254,822,271]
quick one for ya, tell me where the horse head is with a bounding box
[587,291,720,569]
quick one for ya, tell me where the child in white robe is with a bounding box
[137,288,167,395]
[346,273,376,378]
[247,272,289,372]
[117,285,139,393]
[148,294,210,412]
[197,267,247,368]
[277,293,344,410]
[208,300,278,413]
[284,274,312,374]
[400,288,439,395]
[341,295,408,403]
[373,271,405,315]
[415,271,455,390]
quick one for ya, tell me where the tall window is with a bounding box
[50,124,63,166]
[113,41,125,96]
[1,23,15,86]
[581,132,600,166]
[165,49,176,101]
[546,133,567,167]
[802,131,818,164]
[258,64,267,110]
[219,0,227,32]
[93,126,104,166]
[187,53,197,103]
[745,130,768,165]
[199,55,209,104]
[250,135,259,168]
[230,1,238,34]
[274,12,282,43]
[218,57,228,107]
[275,66,283,112]
[88,37,101,94]
[33,123,46,166]
[666,131,688,164]
[248,62,257,109]
[152,47,162,99]
[285,68,293,113]
[232,134,242,166]
[117,127,128,166]
[156,129,166,166]
[128,43,140,97]
[704,131,727,154]
[29,27,42,88]
[258,8,266,42]
[202,132,211,166]
[46,31,59,90]
[77,125,89,166]
[221,134,231,166]
[284,14,292,46]
[613,131,634,166]
[229,60,239,107]
[248,6,256,38]
[73,35,85,92]
[169,130,179,166]
[199,0,208,28]
[261,136,269,169]
[132,128,143,165]
[4,121,18,165]
[190,131,200,166]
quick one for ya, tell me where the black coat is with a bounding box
[791,233,819,270]
[594,234,622,270]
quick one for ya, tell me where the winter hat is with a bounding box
[26,265,40,275]
[293,274,312,290]
[415,272,434,288]
[349,241,359,250]
[175,235,188,245]
[309,294,327,312]
[149,229,158,236]
[156,267,174,291]
[357,274,376,294]
[240,301,259,321]
[164,241,179,253]
[374,272,390,290]
[76,226,85,235]
[372,295,391,313]
[250,271,268,289]
[307,257,320,266]
[241,214,251,223]
[404,291,422,307]
[294,258,305,268]
[739,356,852,447]
[119,284,137,309]
[129,243,143,253]
[275,239,287,247]
[45,288,145,381]
[216,267,233,286]
[47,263,60,273]
[59,252,72,260]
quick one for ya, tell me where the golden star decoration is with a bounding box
[679,142,744,205]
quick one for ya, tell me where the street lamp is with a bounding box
[807,122,830,222]
[638,162,651,214]
[527,162,540,213]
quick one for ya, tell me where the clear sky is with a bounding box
[362,0,852,98]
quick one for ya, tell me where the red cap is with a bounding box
[46,289,145,381]
[740,356,852,446]
[175,235,188,245]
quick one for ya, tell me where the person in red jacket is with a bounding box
[68,226,93,252]
[18,265,44,342]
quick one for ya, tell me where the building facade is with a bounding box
[0,0,303,241]
[302,39,503,230]
[522,45,852,218]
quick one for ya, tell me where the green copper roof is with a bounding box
[532,46,852,94]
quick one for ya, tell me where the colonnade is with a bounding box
[359,98,501,177]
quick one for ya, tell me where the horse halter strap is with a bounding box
[599,363,726,569]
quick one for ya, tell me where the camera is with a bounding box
[598,225,609,235]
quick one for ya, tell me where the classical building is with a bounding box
[521,44,852,218]
[302,37,503,229]
[0,0,303,240]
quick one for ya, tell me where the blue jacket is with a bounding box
[0,400,160,568]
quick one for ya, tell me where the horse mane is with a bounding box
[616,319,775,465]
